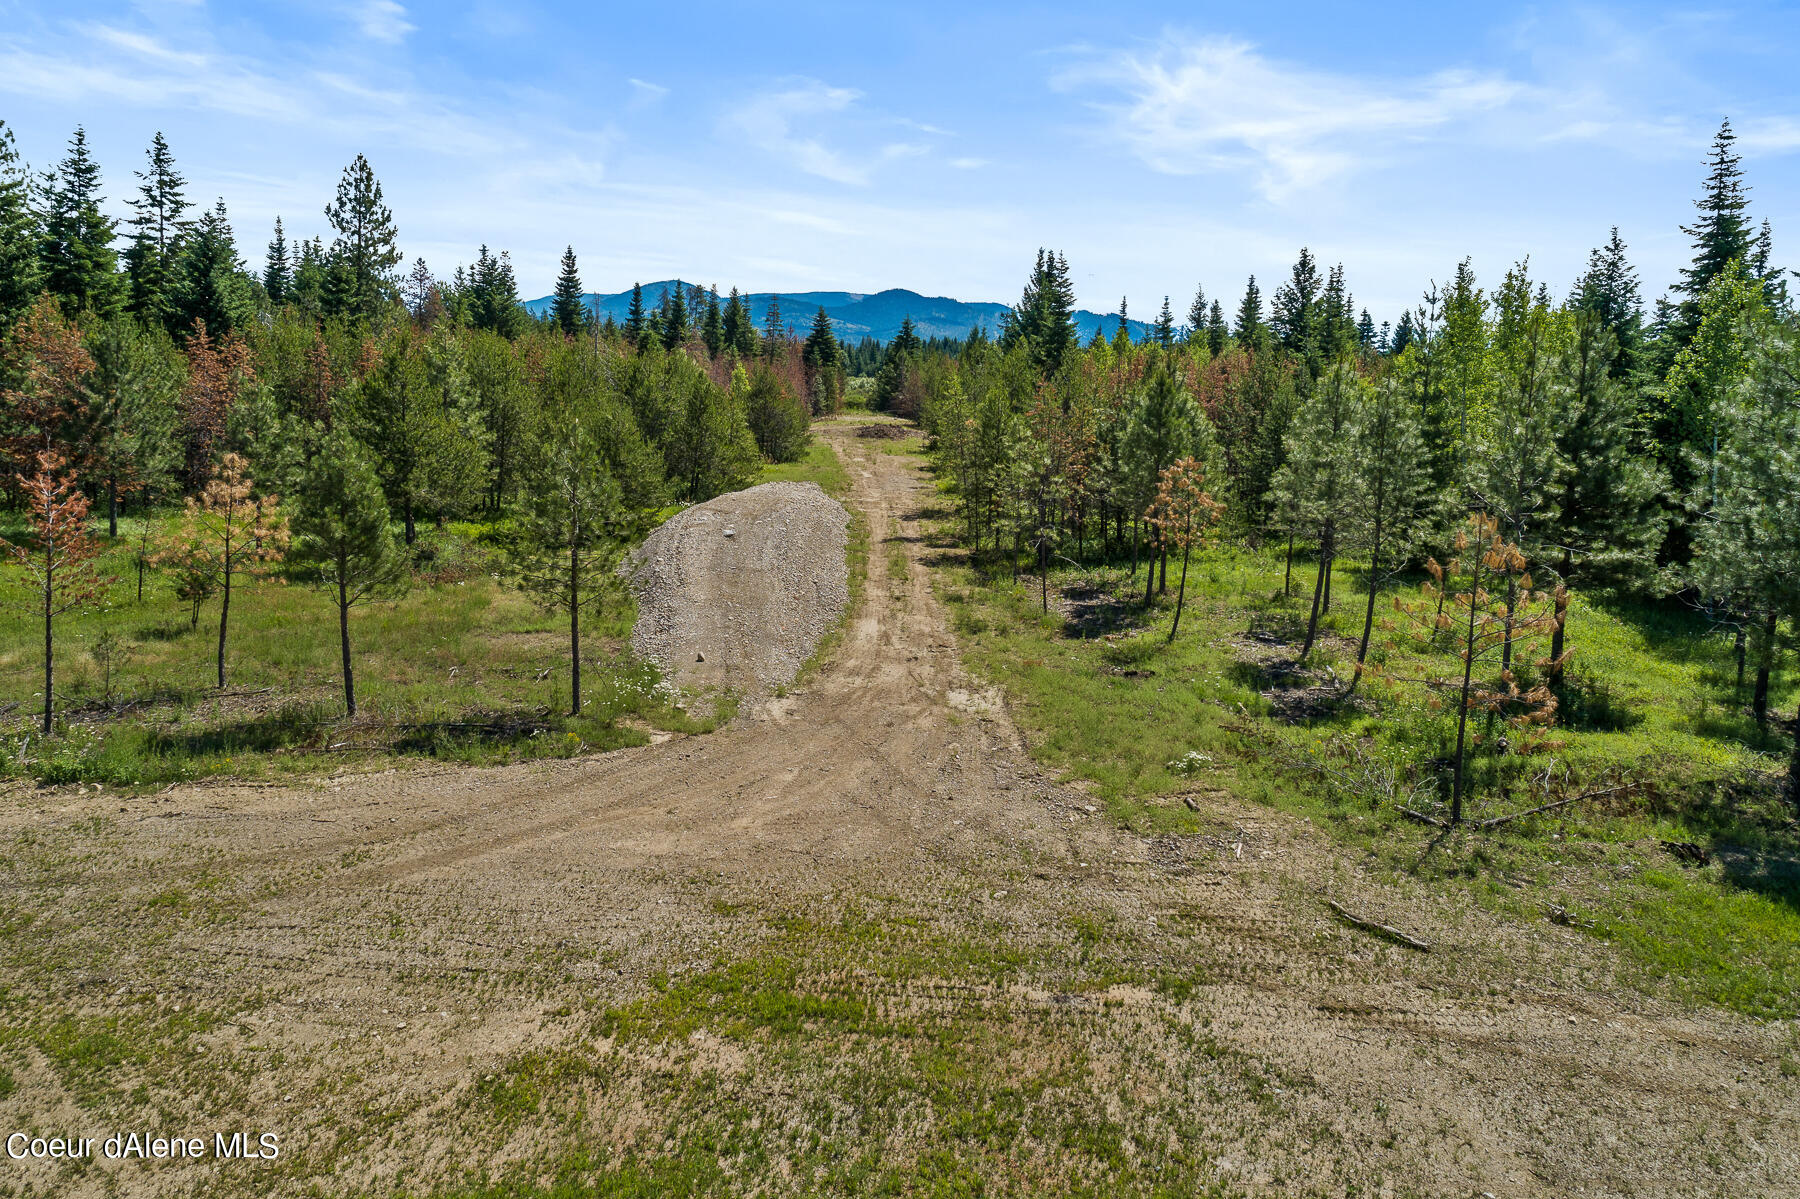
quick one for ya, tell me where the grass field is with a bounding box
[925,467,1800,1020]
[0,437,851,786]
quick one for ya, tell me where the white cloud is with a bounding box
[1056,34,1525,199]
[628,78,669,109]
[949,156,987,170]
[722,80,939,186]
[1736,116,1800,154]
[350,1,414,43]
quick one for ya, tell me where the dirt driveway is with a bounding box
[1,419,1794,1197]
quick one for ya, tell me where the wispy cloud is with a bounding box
[1056,34,1524,199]
[349,1,414,43]
[628,78,669,110]
[724,79,931,186]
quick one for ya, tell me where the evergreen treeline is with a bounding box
[877,121,1797,800]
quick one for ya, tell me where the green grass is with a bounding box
[917,439,1800,1018]
[0,514,717,785]
[756,435,850,495]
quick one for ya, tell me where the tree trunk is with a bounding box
[1040,536,1049,613]
[1549,549,1572,687]
[107,476,118,539]
[1168,539,1191,642]
[1753,608,1777,730]
[1283,532,1295,598]
[570,541,582,716]
[1450,556,1485,825]
[41,565,53,735]
[403,497,417,546]
[1300,541,1328,659]
[1350,537,1381,695]
[1158,546,1168,595]
[338,566,356,717]
[1321,526,1333,612]
[1735,622,1748,692]
[216,562,231,689]
[1789,704,1800,815]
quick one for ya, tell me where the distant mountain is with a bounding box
[522,281,1150,344]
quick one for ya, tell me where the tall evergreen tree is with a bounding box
[0,120,40,333]
[263,217,291,306]
[1154,296,1176,349]
[624,282,648,348]
[1206,299,1228,356]
[37,126,120,317]
[552,244,585,336]
[1673,119,1755,344]
[1573,227,1644,379]
[761,294,785,358]
[661,282,690,350]
[721,286,754,357]
[322,154,400,321]
[1271,248,1323,362]
[171,199,254,338]
[1234,275,1265,346]
[1271,365,1362,656]
[1345,374,1436,689]
[123,132,189,325]
[1186,285,1208,341]
[701,286,723,357]
[1000,249,1078,376]
[802,305,843,413]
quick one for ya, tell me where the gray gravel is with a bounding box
[624,481,850,699]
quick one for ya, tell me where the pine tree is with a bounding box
[1270,364,1362,657]
[740,363,811,462]
[722,287,754,357]
[322,154,400,321]
[552,245,585,336]
[624,282,648,348]
[1271,248,1322,362]
[1111,296,1130,353]
[505,419,637,715]
[0,294,97,493]
[802,305,843,412]
[1154,296,1176,349]
[1234,275,1265,346]
[662,282,690,350]
[123,132,190,326]
[403,256,433,318]
[1356,309,1376,355]
[701,286,723,357]
[1690,322,1800,776]
[171,199,254,338]
[1121,367,1210,605]
[1207,299,1228,356]
[0,121,41,333]
[1546,310,1669,672]
[37,126,120,317]
[0,451,111,732]
[264,217,291,306]
[1000,249,1078,376]
[1186,285,1208,341]
[761,294,785,359]
[291,428,406,716]
[1473,261,1569,676]
[87,314,182,537]
[1674,119,1754,344]
[1573,227,1644,379]
[1345,375,1436,689]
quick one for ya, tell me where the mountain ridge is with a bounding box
[522,281,1151,344]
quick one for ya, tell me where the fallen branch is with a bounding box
[1325,899,1432,952]
[1397,806,1449,828]
[1473,783,1636,829]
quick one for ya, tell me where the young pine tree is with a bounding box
[1145,457,1224,640]
[0,452,112,733]
[1344,375,1437,692]
[1691,322,1800,755]
[161,453,288,688]
[263,217,291,306]
[505,420,634,715]
[1270,364,1363,658]
[291,430,407,717]
[323,154,401,321]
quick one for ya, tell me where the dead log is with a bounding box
[1325,899,1432,952]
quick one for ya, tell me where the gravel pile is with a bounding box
[624,481,850,698]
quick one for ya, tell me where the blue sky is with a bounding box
[2,1,1798,325]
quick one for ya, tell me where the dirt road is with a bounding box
[1,419,1794,1197]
